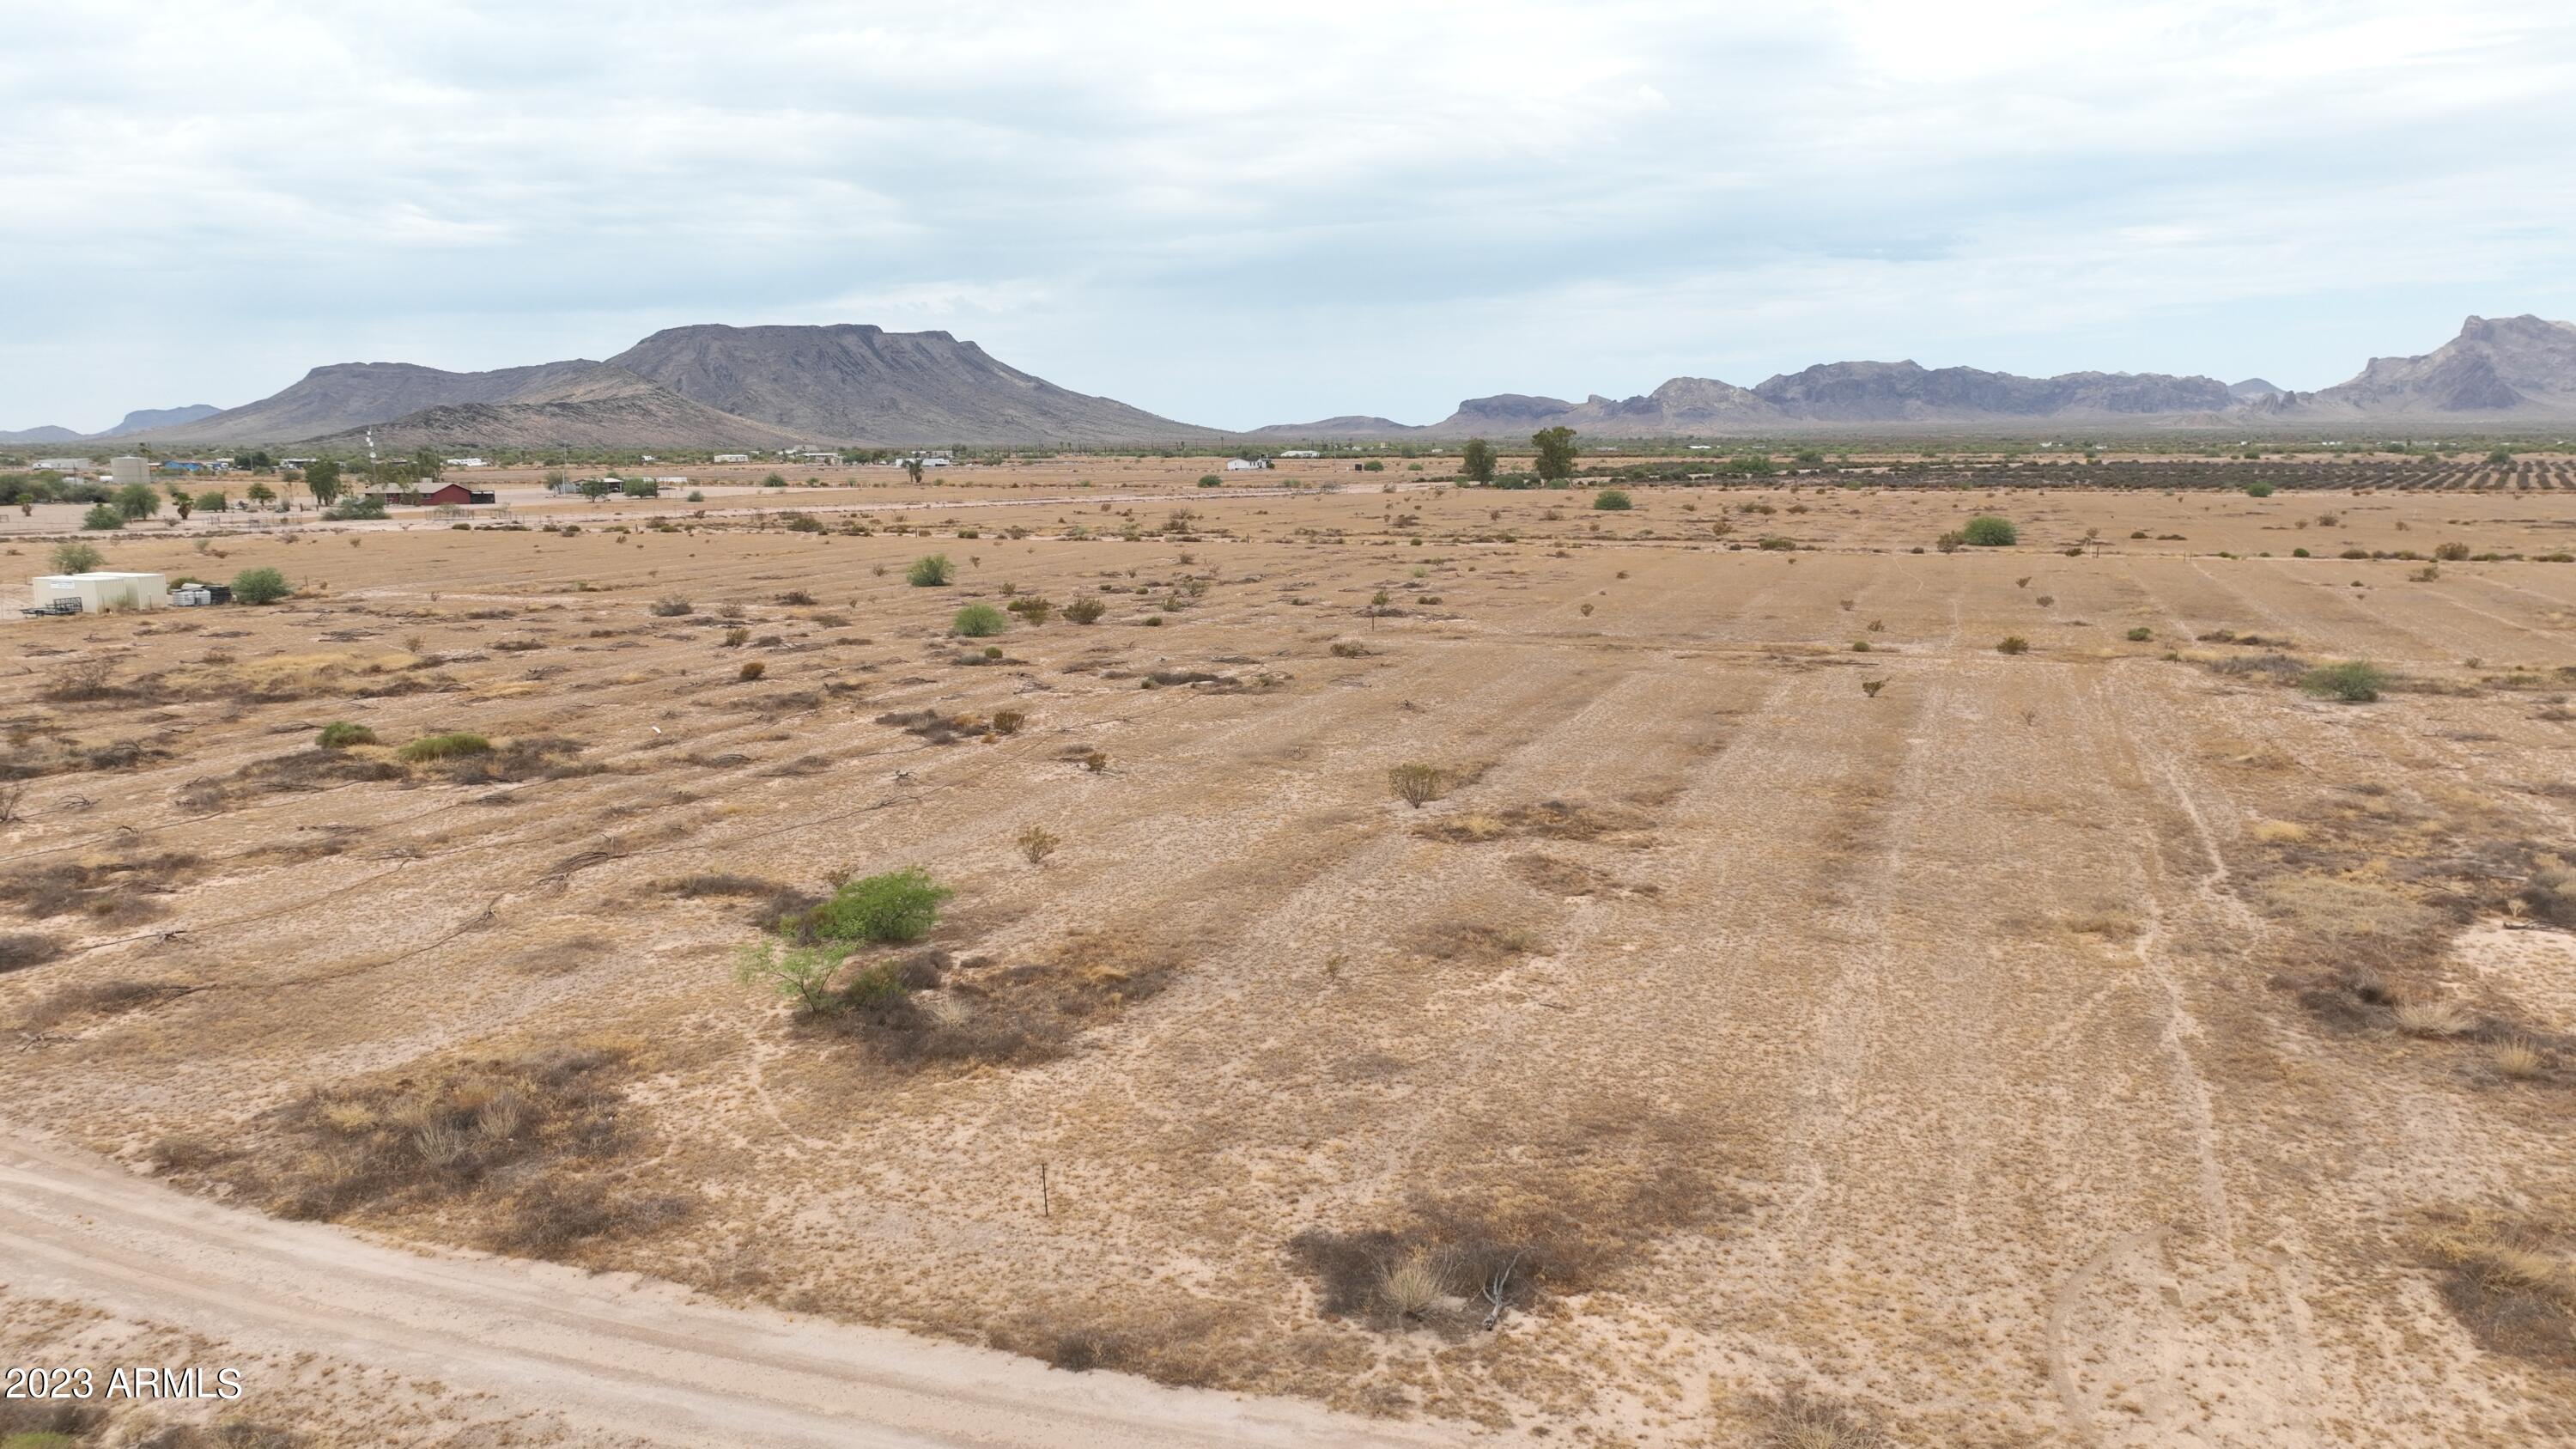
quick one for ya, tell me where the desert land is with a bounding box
[7,454,2576,1446]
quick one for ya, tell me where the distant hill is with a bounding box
[2228,378,2282,399]
[1752,362,2233,421]
[100,404,222,436]
[2251,315,2576,417]
[609,323,1218,445]
[0,424,82,446]
[120,360,674,446]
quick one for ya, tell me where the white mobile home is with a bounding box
[31,571,169,613]
[1225,457,1270,471]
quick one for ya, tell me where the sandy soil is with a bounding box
[5,464,2575,1446]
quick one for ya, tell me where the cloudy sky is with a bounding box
[6,0,2573,432]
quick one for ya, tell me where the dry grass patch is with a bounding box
[2416,1202,2576,1368]
[0,933,64,974]
[203,1038,686,1256]
[803,932,1190,1068]
[1416,798,1655,846]
[1404,918,1549,965]
[0,850,201,924]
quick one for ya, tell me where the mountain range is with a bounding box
[9,314,2573,451]
[1258,316,2576,437]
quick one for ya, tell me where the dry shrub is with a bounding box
[0,933,64,974]
[1291,1113,1735,1333]
[210,1041,681,1254]
[19,978,194,1030]
[1505,853,1638,897]
[662,873,782,899]
[2417,1202,2576,1367]
[0,850,201,922]
[439,736,594,785]
[1418,798,1654,846]
[816,932,1187,1068]
[876,709,987,745]
[2393,997,2476,1037]
[1016,825,1060,865]
[1387,762,1446,807]
[1405,918,1547,965]
[41,656,123,702]
[1749,1385,1893,1448]
[231,747,408,794]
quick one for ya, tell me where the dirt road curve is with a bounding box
[0,1129,1471,1448]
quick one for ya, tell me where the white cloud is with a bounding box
[3,0,2572,429]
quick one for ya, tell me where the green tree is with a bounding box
[1532,426,1578,484]
[305,459,343,508]
[578,477,614,500]
[50,540,105,574]
[412,448,443,484]
[246,480,276,508]
[195,489,228,514]
[169,485,195,521]
[904,458,927,484]
[1960,515,2018,546]
[82,502,125,530]
[113,482,161,518]
[1461,438,1497,484]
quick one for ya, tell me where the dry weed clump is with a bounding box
[1746,1385,1894,1448]
[1418,798,1655,846]
[877,709,998,745]
[0,850,201,924]
[205,1040,684,1256]
[782,932,1188,1068]
[0,932,65,973]
[1405,918,1549,965]
[2416,1202,2576,1367]
[1387,762,1447,807]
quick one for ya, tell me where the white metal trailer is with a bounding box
[29,571,169,613]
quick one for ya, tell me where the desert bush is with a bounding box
[906,553,955,587]
[734,939,852,1014]
[738,660,766,681]
[2245,481,2275,497]
[2434,541,2472,562]
[231,566,291,605]
[316,721,377,749]
[2300,660,2385,703]
[1005,595,1053,624]
[2418,1203,2576,1367]
[722,625,750,647]
[1063,597,1107,624]
[1388,762,1447,807]
[650,595,694,617]
[398,731,492,763]
[1996,636,2029,654]
[1592,488,1632,511]
[799,867,952,943]
[991,708,1027,734]
[82,502,125,529]
[1197,473,1222,487]
[952,602,1009,636]
[1016,825,1060,864]
[1961,515,2017,546]
[2126,626,2153,642]
[41,656,119,702]
[50,539,105,574]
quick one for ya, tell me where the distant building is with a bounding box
[30,571,169,613]
[110,456,150,485]
[1278,449,1321,459]
[1224,457,1270,471]
[712,454,751,464]
[441,457,490,468]
[36,458,94,474]
[419,482,495,506]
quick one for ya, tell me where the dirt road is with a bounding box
[0,1129,1475,1448]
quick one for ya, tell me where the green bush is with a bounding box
[398,731,493,762]
[317,721,378,749]
[82,502,125,530]
[231,566,292,604]
[906,554,955,587]
[1593,489,1632,511]
[50,540,105,574]
[2300,661,2385,703]
[326,495,387,520]
[1960,515,2017,546]
[951,602,1009,636]
[2245,481,2275,497]
[1064,597,1107,624]
[1996,636,2030,654]
[2125,626,2153,642]
[806,867,952,943]
[1197,473,1222,488]
[733,940,851,1015]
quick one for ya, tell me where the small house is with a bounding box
[1225,457,1270,471]
[31,571,169,613]
[34,457,94,474]
[418,482,495,506]
[711,454,752,464]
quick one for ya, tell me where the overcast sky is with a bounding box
[6,0,2574,432]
